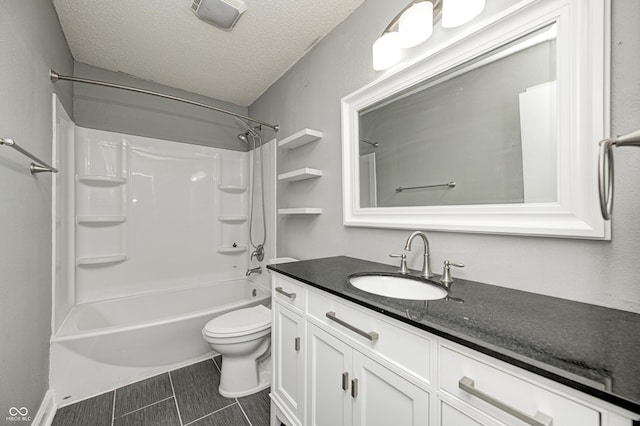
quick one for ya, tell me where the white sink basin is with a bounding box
[349,274,448,301]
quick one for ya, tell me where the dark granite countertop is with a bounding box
[267,256,640,415]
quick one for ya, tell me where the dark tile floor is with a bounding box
[52,356,270,426]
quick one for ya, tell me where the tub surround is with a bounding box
[267,256,640,415]
[69,128,252,306]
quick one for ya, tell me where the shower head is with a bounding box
[237,132,250,144]
[234,117,260,139]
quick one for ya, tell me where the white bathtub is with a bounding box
[51,278,270,405]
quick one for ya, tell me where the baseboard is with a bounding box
[31,390,56,426]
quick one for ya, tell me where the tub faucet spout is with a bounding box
[246,267,262,276]
[404,231,433,279]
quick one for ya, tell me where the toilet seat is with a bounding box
[203,304,271,338]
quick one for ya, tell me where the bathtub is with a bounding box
[51,278,270,405]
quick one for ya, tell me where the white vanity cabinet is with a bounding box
[272,275,307,426]
[272,273,432,426]
[273,303,305,425]
[270,272,639,426]
[307,323,430,426]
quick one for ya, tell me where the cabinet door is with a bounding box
[352,352,430,426]
[273,302,305,425]
[307,324,352,426]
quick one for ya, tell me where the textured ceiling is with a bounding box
[52,0,364,106]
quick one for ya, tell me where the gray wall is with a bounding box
[251,0,640,313]
[73,62,250,151]
[0,1,73,421]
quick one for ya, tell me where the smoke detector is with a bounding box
[191,0,247,30]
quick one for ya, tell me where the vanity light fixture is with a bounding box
[442,0,486,28]
[372,0,486,71]
[372,32,402,71]
[399,1,434,48]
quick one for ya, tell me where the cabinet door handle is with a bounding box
[342,372,349,391]
[294,337,300,352]
[275,287,296,300]
[351,378,358,398]
[325,311,379,341]
[458,377,552,426]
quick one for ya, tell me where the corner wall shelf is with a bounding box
[218,216,248,223]
[77,175,126,186]
[76,254,127,266]
[217,245,248,254]
[278,208,323,215]
[278,129,323,150]
[278,168,323,182]
[218,184,247,193]
[76,216,127,225]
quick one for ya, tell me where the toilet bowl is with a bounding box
[202,304,272,397]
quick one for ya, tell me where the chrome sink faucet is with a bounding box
[404,231,433,279]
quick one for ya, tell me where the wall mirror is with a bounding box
[342,0,610,239]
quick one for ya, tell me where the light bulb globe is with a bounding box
[399,1,434,48]
[442,0,485,28]
[373,32,401,71]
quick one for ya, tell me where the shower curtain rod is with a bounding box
[49,70,280,133]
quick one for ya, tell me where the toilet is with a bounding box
[202,304,272,397]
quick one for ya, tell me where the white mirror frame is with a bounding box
[341,0,610,239]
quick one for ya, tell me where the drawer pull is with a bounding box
[275,287,296,300]
[294,337,300,352]
[325,311,379,342]
[459,377,553,426]
[342,372,349,391]
[351,378,359,398]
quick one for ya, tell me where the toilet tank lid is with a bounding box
[204,304,271,335]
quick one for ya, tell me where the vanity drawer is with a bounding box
[307,289,431,384]
[272,274,306,312]
[439,344,600,426]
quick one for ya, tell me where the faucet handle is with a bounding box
[389,253,408,275]
[441,260,464,285]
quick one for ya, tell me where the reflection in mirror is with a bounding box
[358,24,557,208]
